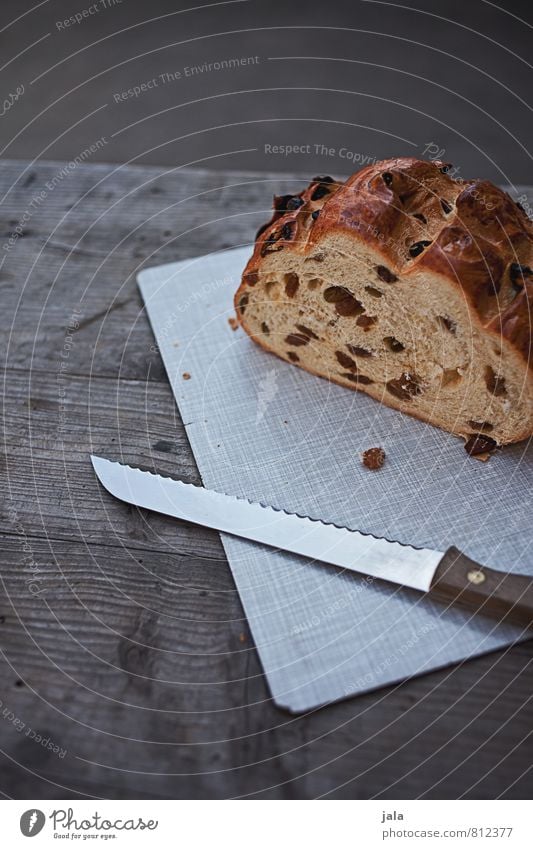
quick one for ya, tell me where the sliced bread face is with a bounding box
[235,159,533,446]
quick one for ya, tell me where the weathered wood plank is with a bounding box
[2,369,227,559]
[1,535,532,799]
[0,160,303,380]
[0,536,254,799]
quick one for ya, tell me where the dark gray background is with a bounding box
[1,0,531,185]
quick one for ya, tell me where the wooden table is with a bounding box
[1,160,532,800]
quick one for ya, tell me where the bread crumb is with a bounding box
[182,372,191,380]
[362,447,386,470]
[228,317,238,331]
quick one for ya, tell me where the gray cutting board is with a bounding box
[138,247,532,713]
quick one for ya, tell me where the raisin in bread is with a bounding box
[234,158,533,447]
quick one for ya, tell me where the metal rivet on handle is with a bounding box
[467,569,486,585]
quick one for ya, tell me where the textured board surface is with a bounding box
[139,247,532,713]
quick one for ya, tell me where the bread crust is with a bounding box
[235,159,533,443]
[236,158,533,368]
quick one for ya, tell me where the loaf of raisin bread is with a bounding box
[234,158,533,448]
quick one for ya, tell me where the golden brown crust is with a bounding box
[236,158,533,368]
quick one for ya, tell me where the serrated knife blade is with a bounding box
[91,456,533,628]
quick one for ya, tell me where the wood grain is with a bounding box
[431,547,533,629]
[1,159,532,799]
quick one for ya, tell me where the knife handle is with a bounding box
[429,547,533,630]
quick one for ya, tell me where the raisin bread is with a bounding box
[234,158,533,447]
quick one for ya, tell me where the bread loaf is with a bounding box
[234,158,533,448]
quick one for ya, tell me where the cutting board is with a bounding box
[138,247,532,713]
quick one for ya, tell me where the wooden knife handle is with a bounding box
[429,547,533,629]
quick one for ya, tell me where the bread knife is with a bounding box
[91,456,533,629]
